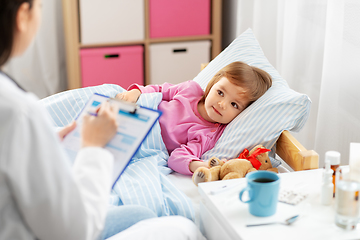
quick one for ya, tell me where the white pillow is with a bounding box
[194,29,311,165]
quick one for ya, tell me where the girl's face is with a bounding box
[202,77,251,124]
[12,0,42,57]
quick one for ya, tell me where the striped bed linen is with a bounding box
[40,84,195,221]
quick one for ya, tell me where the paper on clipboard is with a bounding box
[62,93,162,188]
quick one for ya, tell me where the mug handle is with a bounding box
[239,186,253,203]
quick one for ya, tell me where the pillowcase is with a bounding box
[194,28,311,166]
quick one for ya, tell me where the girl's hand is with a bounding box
[189,160,209,173]
[58,121,77,141]
[115,89,141,103]
[81,101,118,148]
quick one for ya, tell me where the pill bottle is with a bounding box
[325,151,340,197]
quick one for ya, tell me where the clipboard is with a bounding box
[62,93,162,188]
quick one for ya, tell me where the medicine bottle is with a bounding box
[325,151,340,197]
[321,159,333,205]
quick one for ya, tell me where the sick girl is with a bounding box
[117,61,272,175]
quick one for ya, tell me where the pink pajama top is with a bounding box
[128,81,226,175]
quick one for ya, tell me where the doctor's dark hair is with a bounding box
[200,61,272,104]
[0,0,34,66]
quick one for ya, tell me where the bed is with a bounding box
[41,29,318,236]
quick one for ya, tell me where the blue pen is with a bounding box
[87,99,111,116]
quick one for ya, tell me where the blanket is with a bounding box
[41,84,195,221]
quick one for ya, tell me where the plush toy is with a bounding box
[192,145,279,186]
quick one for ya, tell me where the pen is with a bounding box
[88,100,107,116]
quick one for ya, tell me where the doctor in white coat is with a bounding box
[0,0,206,239]
[0,0,120,239]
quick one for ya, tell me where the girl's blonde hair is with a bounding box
[200,61,272,103]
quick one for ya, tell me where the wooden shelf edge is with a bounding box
[149,35,215,43]
[62,0,81,90]
[79,35,216,49]
[80,41,146,49]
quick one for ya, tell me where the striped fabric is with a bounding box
[194,28,311,165]
[41,84,195,221]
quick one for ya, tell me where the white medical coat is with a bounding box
[0,72,114,240]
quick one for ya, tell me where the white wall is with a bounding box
[4,0,67,99]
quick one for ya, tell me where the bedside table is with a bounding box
[198,169,360,240]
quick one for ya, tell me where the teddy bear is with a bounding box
[192,145,279,186]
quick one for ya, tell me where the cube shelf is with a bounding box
[149,0,210,38]
[80,45,144,89]
[62,0,222,89]
[149,40,211,85]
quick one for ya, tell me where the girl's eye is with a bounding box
[217,90,224,96]
[231,102,239,109]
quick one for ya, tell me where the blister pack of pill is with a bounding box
[278,189,308,205]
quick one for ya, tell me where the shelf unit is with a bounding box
[62,0,222,90]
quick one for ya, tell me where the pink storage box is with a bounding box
[149,0,210,38]
[80,45,143,89]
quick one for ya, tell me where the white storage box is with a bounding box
[79,0,144,44]
[149,40,211,85]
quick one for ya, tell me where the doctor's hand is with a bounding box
[81,101,118,148]
[58,121,77,141]
[115,89,141,103]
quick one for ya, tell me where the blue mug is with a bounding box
[239,171,280,217]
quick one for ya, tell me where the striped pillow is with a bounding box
[194,29,311,165]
